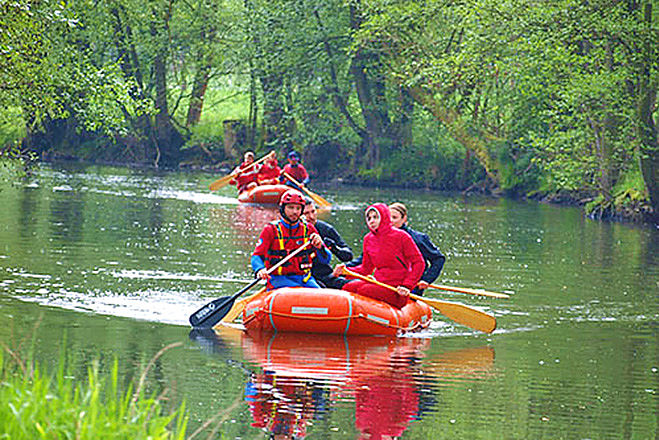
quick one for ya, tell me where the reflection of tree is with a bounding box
[49,190,85,243]
[199,327,496,439]
[208,205,278,245]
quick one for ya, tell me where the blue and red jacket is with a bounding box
[251,218,329,276]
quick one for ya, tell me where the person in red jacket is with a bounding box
[257,153,282,185]
[229,151,260,193]
[280,151,310,188]
[333,203,424,308]
[251,189,330,290]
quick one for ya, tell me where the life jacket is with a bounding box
[264,219,315,276]
[282,163,308,183]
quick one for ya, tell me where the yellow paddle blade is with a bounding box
[410,294,497,334]
[428,283,511,299]
[209,174,236,191]
[221,286,266,322]
[308,190,331,208]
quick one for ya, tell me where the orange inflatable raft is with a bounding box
[241,287,432,336]
[238,184,289,205]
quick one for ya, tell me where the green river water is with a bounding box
[0,163,657,439]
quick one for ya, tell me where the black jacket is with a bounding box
[400,224,445,284]
[312,220,353,284]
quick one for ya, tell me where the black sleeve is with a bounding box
[346,254,362,267]
[324,224,354,262]
[416,232,445,284]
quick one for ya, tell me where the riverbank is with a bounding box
[7,154,656,225]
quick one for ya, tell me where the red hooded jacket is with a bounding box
[350,203,424,290]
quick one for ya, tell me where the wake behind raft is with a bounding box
[238,287,432,336]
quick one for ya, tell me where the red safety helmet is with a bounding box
[279,189,305,207]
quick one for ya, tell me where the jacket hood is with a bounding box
[365,203,392,234]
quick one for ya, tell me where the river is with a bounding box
[0,163,657,439]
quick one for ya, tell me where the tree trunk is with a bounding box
[637,1,659,219]
[260,73,287,151]
[186,63,210,127]
[349,2,392,168]
[151,17,183,167]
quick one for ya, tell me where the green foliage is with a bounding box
[0,350,188,440]
[0,144,36,188]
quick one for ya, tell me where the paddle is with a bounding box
[427,283,510,299]
[340,267,497,334]
[209,151,275,191]
[282,171,331,208]
[189,241,311,328]
[221,286,267,323]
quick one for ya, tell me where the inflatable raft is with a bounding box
[238,184,289,205]
[241,287,432,336]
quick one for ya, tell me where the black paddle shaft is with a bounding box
[189,279,259,328]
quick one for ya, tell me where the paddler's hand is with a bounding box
[396,286,410,299]
[332,263,346,277]
[256,268,269,281]
[417,281,429,290]
[310,233,323,248]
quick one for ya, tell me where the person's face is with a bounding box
[288,156,299,165]
[244,154,254,164]
[390,208,406,228]
[303,203,317,225]
[284,204,302,222]
[365,208,381,231]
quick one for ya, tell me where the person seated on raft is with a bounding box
[229,150,260,193]
[389,202,446,295]
[333,203,424,309]
[303,197,353,289]
[252,189,330,290]
[348,202,446,296]
[257,153,281,186]
[280,151,310,189]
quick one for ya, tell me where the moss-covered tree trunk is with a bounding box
[637,1,659,219]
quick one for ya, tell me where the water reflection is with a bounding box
[190,327,495,439]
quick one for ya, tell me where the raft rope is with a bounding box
[243,308,428,332]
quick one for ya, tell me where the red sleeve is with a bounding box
[299,164,309,180]
[253,224,275,258]
[400,233,424,289]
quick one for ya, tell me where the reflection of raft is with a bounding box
[241,287,432,336]
[237,330,430,381]
[238,184,289,205]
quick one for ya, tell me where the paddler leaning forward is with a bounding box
[251,188,330,290]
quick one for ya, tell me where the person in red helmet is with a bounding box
[333,203,424,308]
[229,151,260,193]
[251,189,330,289]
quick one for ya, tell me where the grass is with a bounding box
[0,341,188,440]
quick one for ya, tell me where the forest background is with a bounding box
[1,0,658,222]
